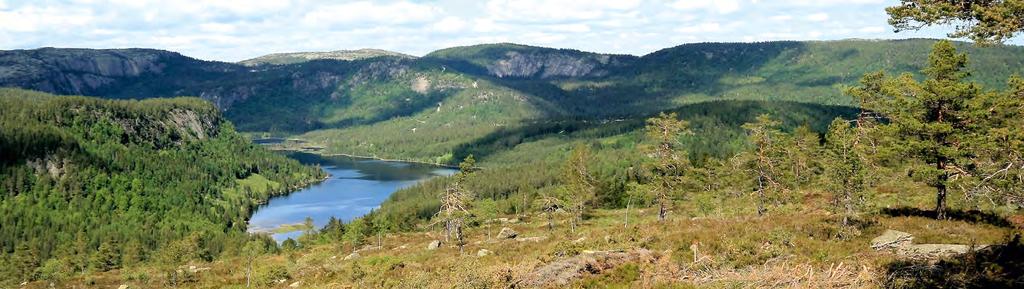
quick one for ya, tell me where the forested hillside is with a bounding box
[2,40,1022,135]
[0,88,324,283]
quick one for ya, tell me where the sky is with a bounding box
[1,0,1019,62]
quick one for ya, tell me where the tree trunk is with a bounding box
[936,182,948,220]
[624,195,632,228]
[756,174,766,216]
[658,196,667,222]
[936,161,948,220]
[246,259,252,287]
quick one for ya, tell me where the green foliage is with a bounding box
[642,112,692,221]
[853,41,984,218]
[823,118,867,228]
[0,88,323,284]
[558,144,597,231]
[887,0,1024,44]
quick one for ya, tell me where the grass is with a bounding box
[30,181,1021,288]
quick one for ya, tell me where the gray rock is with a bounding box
[477,249,493,257]
[344,252,360,260]
[518,236,547,242]
[427,240,442,250]
[871,229,914,250]
[497,227,518,239]
[898,244,987,259]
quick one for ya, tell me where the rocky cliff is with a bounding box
[0,48,204,95]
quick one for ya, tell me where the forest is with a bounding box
[0,0,1023,287]
[0,89,324,283]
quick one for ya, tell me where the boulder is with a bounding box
[899,244,987,259]
[427,240,442,250]
[344,252,360,260]
[871,230,914,250]
[518,236,547,242]
[477,249,493,257]
[497,227,518,239]
[289,281,302,288]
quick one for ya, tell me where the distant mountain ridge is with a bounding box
[238,48,415,66]
[1,39,1023,163]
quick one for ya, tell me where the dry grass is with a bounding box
[28,187,1019,289]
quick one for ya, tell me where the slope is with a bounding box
[0,88,324,283]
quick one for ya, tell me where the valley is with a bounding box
[1,29,1023,289]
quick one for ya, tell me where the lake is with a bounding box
[247,151,456,241]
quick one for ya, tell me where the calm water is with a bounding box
[247,152,455,241]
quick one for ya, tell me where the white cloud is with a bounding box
[485,0,641,22]
[807,13,829,22]
[859,26,887,33]
[0,5,95,33]
[0,0,999,61]
[670,0,742,14]
[431,16,468,33]
[676,22,722,34]
[302,1,440,27]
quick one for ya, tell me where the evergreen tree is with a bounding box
[436,155,475,253]
[559,144,596,233]
[90,239,121,272]
[321,217,346,241]
[742,114,786,216]
[968,75,1024,206]
[642,112,691,222]
[12,243,40,282]
[823,118,866,227]
[855,41,982,219]
[887,0,1024,44]
[281,238,299,251]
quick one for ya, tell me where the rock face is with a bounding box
[870,229,988,259]
[486,50,633,79]
[871,229,914,250]
[427,240,442,250]
[497,227,518,239]
[0,48,204,95]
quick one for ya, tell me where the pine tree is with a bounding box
[642,112,691,222]
[436,155,475,253]
[559,144,596,233]
[887,0,1024,44]
[742,114,786,216]
[823,118,866,227]
[855,40,982,219]
[968,76,1024,206]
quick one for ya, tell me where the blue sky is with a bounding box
[1,0,1019,62]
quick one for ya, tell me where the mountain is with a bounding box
[425,43,637,79]
[0,88,323,278]
[1,39,1023,164]
[238,48,415,66]
[0,47,236,96]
